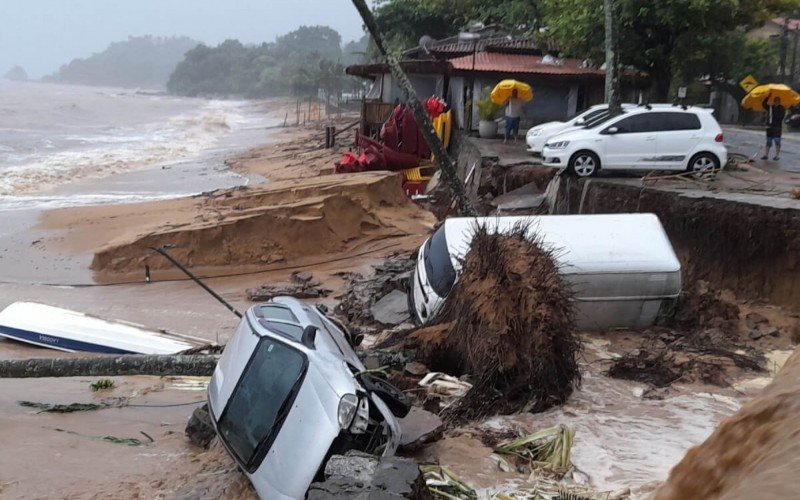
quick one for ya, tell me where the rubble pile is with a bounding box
[307,451,428,499]
[246,271,332,301]
[673,280,740,334]
[335,255,415,328]
[609,328,765,389]
[408,224,581,421]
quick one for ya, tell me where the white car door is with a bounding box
[600,114,657,169]
[653,112,704,170]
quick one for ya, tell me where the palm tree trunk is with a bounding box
[350,0,477,216]
[0,355,219,378]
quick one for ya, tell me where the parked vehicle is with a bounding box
[541,105,727,177]
[408,214,681,330]
[526,103,636,154]
[207,297,408,500]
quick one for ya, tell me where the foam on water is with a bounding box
[0,81,271,205]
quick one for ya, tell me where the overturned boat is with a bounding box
[0,301,208,354]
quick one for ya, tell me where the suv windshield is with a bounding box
[423,226,457,297]
[217,337,307,470]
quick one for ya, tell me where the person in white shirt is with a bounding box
[504,89,525,143]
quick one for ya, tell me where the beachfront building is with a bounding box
[346,28,648,133]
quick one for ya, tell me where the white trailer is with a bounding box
[408,213,682,330]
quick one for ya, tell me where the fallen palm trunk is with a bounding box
[0,354,219,378]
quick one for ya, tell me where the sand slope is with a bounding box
[43,172,434,277]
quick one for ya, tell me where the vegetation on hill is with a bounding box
[167,26,368,100]
[4,66,27,82]
[44,36,198,89]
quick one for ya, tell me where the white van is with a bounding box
[408,214,681,330]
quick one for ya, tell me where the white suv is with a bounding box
[526,103,636,154]
[541,106,727,177]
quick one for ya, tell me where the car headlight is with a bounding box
[337,394,358,429]
[527,128,543,137]
[546,140,570,149]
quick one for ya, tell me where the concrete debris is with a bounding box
[307,451,428,499]
[745,312,769,330]
[336,256,415,328]
[246,271,331,301]
[185,403,216,449]
[398,407,444,452]
[371,290,411,326]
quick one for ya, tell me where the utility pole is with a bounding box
[350,0,476,216]
[780,17,789,82]
[604,0,622,115]
[790,24,799,85]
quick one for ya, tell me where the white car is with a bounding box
[208,297,406,499]
[525,104,637,154]
[541,105,727,177]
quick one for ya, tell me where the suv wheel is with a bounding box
[568,151,600,177]
[687,152,719,176]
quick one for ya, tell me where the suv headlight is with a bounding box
[337,394,358,429]
[546,140,570,149]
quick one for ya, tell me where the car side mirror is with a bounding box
[605,126,619,134]
[301,325,317,349]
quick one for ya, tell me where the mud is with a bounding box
[563,180,800,309]
[656,349,800,499]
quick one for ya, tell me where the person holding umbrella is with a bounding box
[762,95,785,161]
[741,83,800,161]
[490,80,533,143]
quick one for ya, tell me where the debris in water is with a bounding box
[410,223,580,421]
[494,425,575,472]
[19,401,104,413]
[246,271,332,301]
[609,328,765,388]
[336,255,415,328]
[90,379,115,391]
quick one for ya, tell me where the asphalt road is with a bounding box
[723,126,800,173]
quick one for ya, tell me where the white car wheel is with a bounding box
[688,153,719,176]
[569,152,599,177]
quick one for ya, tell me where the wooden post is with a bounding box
[350,0,476,216]
[283,112,288,127]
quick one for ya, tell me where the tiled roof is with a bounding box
[772,17,800,30]
[448,52,603,76]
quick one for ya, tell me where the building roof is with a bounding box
[771,17,800,31]
[448,52,604,77]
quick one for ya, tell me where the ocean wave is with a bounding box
[0,99,252,196]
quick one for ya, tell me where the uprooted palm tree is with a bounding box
[411,223,581,422]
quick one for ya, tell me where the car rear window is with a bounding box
[423,226,457,297]
[217,338,307,470]
[663,112,701,130]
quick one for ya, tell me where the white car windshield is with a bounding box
[217,338,307,470]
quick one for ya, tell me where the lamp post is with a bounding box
[459,32,481,132]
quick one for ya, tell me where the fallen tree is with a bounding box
[0,355,219,378]
[409,223,581,421]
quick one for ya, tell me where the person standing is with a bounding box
[762,95,785,161]
[504,89,524,143]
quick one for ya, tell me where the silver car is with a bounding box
[207,297,407,499]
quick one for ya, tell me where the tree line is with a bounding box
[371,0,799,100]
[167,26,368,100]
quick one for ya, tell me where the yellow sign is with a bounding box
[739,75,759,93]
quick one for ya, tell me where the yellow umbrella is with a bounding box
[741,83,800,111]
[491,80,533,104]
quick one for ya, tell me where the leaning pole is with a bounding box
[350,0,477,216]
[0,355,220,378]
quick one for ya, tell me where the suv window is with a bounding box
[610,113,656,133]
[423,226,456,297]
[663,112,701,131]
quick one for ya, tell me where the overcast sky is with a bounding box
[1,0,365,78]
